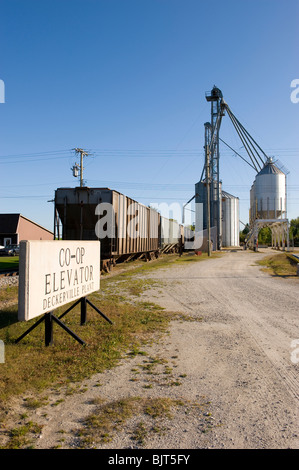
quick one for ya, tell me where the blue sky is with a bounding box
[1,0,299,232]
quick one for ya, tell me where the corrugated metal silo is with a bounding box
[195,180,239,249]
[195,180,222,232]
[222,191,240,247]
[250,158,286,223]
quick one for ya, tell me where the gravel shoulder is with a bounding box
[1,249,298,449]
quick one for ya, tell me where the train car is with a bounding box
[183,225,195,250]
[159,216,181,253]
[54,187,160,270]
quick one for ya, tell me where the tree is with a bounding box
[258,227,272,245]
[290,217,299,246]
[239,223,249,244]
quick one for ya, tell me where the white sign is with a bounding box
[18,240,101,321]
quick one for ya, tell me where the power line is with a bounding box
[0,149,71,158]
[0,146,298,165]
[1,147,298,159]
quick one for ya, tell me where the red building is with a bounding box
[0,214,53,247]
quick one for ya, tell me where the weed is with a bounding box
[2,421,43,449]
[52,399,65,407]
[132,421,147,445]
[23,397,48,409]
[257,253,298,277]
[78,396,187,448]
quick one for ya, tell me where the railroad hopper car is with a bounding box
[160,216,182,253]
[183,225,195,248]
[54,187,184,270]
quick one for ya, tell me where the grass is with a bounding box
[78,396,201,447]
[0,285,19,305]
[0,250,217,448]
[111,251,220,276]
[0,250,214,448]
[6,421,43,449]
[0,256,19,271]
[0,252,209,405]
[0,294,171,404]
[257,252,298,278]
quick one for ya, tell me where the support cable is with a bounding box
[219,137,256,171]
[231,115,265,169]
[228,110,261,171]
[225,107,262,172]
[227,106,268,163]
[226,105,267,168]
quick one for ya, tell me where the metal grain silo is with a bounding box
[250,158,286,222]
[195,181,239,249]
[195,180,222,233]
[221,191,240,247]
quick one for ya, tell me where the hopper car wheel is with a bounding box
[102,259,113,273]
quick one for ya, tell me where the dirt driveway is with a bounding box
[136,248,299,449]
[10,249,298,449]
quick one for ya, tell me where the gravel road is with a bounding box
[137,248,299,449]
[5,249,298,449]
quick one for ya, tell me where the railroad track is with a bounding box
[286,253,299,263]
[0,269,19,278]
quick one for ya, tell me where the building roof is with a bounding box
[222,190,239,200]
[258,158,284,176]
[0,213,20,233]
[0,213,53,234]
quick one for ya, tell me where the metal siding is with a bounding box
[251,164,286,221]
[55,187,159,259]
[222,193,239,247]
[117,193,124,254]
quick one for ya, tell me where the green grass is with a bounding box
[78,396,185,447]
[257,253,298,277]
[0,256,19,271]
[0,252,207,404]
[0,251,217,448]
[0,252,211,415]
[0,285,19,305]
[6,421,42,449]
[0,294,172,403]
[78,395,212,448]
[111,251,220,277]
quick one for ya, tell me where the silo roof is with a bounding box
[222,190,239,199]
[258,160,284,176]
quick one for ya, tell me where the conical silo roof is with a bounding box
[257,158,284,176]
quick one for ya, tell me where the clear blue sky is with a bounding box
[1,0,298,232]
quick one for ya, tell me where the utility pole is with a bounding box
[73,148,89,187]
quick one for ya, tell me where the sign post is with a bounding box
[16,240,111,346]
